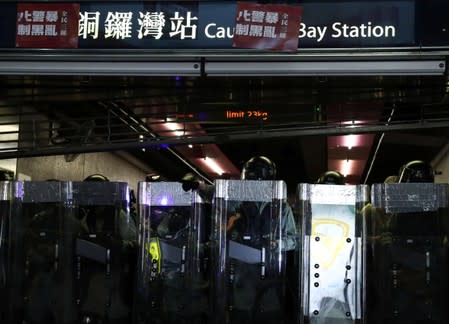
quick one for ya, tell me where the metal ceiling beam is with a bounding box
[0,61,202,76]
[102,102,214,184]
[3,119,449,160]
[382,133,447,147]
[0,48,447,61]
[205,60,446,76]
[0,51,446,76]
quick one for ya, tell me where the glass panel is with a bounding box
[71,181,136,324]
[210,179,296,324]
[365,183,449,324]
[298,184,368,324]
[7,181,74,324]
[134,182,208,324]
[0,182,12,322]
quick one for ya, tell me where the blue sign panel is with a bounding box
[0,0,447,50]
[77,1,416,49]
[0,3,17,48]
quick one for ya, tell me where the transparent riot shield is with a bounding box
[134,181,209,324]
[298,184,368,324]
[72,181,136,324]
[366,183,449,324]
[7,181,77,324]
[210,179,295,324]
[0,181,12,322]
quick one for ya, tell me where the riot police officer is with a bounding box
[398,160,434,183]
[134,174,209,324]
[226,156,296,323]
[183,156,297,323]
[8,179,83,324]
[76,174,137,324]
[230,156,297,251]
[182,157,297,251]
[364,174,398,323]
[393,160,436,234]
[367,160,449,323]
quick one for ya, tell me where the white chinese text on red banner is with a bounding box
[16,3,80,48]
[233,2,303,52]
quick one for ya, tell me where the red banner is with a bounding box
[233,2,303,52]
[16,3,80,48]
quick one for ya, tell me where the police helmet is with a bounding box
[83,174,109,182]
[241,156,276,180]
[316,171,345,185]
[398,160,434,183]
[145,173,161,182]
[82,174,111,231]
[0,170,13,181]
[383,175,399,184]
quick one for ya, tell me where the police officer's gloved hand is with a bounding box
[181,173,200,192]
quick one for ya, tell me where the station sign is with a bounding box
[0,1,447,50]
[77,1,417,49]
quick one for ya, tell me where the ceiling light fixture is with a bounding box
[0,124,19,174]
[0,124,19,152]
[203,157,224,175]
[341,120,363,128]
[342,159,351,177]
[164,120,184,137]
[139,134,146,151]
[346,134,355,150]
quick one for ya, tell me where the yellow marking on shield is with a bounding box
[145,237,161,275]
[312,218,350,269]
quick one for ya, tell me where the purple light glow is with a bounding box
[157,194,173,206]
